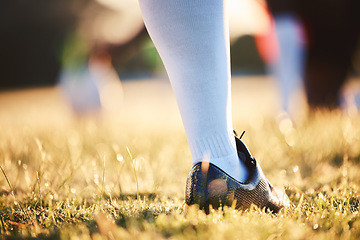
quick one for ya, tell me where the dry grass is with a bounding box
[0,77,359,239]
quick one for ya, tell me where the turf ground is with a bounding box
[0,76,359,239]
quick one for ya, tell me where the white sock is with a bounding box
[139,0,248,182]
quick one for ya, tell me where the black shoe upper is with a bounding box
[185,135,288,213]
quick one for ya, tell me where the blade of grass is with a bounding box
[126,147,139,200]
[0,165,28,219]
[36,171,43,210]
[100,155,106,204]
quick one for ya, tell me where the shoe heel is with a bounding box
[185,162,209,211]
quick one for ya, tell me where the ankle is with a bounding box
[206,153,249,183]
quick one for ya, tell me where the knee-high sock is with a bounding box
[139,0,248,182]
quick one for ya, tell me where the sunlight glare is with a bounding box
[117,154,124,163]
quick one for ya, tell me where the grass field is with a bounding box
[0,77,359,239]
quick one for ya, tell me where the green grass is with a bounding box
[0,89,360,239]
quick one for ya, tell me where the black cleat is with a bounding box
[185,135,290,213]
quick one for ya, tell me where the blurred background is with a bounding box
[1,0,360,207]
[0,0,359,115]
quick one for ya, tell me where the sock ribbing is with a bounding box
[189,131,236,164]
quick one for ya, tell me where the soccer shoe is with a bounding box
[185,134,290,213]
